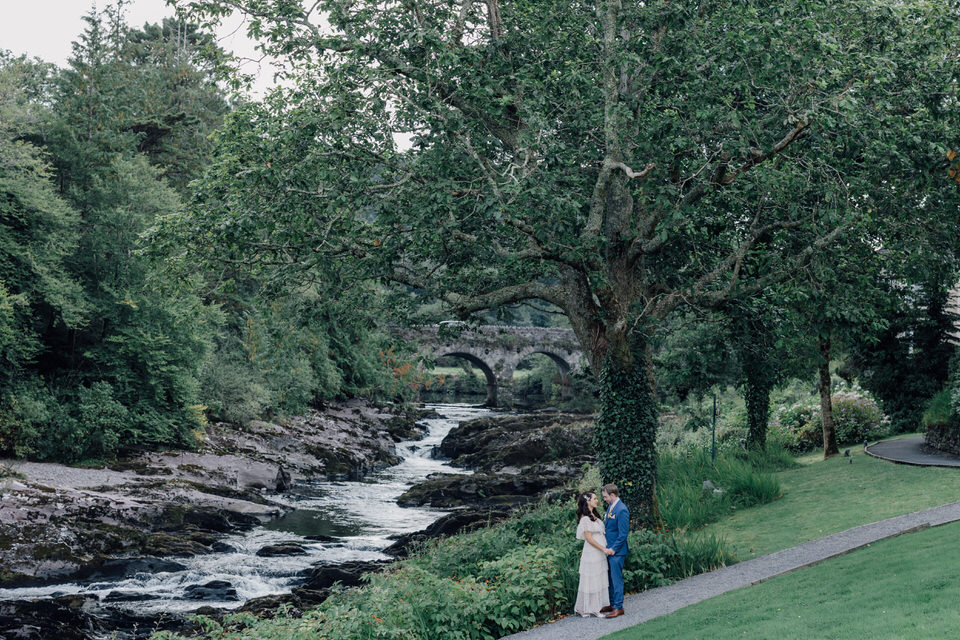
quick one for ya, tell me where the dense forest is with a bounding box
[0,6,412,464]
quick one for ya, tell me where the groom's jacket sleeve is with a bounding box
[609,503,630,555]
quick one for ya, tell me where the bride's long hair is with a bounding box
[576,491,603,522]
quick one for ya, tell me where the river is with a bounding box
[0,403,492,615]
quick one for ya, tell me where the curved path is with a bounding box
[501,441,960,640]
[864,435,960,467]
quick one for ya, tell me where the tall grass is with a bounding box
[658,445,793,531]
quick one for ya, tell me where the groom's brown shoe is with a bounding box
[604,609,625,618]
[599,606,615,613]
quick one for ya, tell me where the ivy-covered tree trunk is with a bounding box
[594,335,660,530]
[744,371,772,451]
[818,334,839,457]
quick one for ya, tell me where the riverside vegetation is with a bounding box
[151,442,793,640]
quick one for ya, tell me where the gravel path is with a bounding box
[499,502,960,640]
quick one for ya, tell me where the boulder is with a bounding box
[102,590,160,602]
[275,465,293,492]
[79,556,187,581]
[383,508,511,557]
[256,543,308,557]
[397,465,581,509]
[0,594,189,640]
[184,580,239,601]
[302,560,391,591]
[303,534,338,543]
[240,592,303,618]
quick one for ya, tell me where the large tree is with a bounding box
[172,0,960,525]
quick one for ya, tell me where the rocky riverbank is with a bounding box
[0,399,425,587]
[0,399,427,639]
[386,410,594,556]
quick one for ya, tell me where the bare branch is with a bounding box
[693,220,851,310]
[451,0,474,45]
[679,119,810,209]
[611,161,655,180]
[485,0,503,39]
[680,153,731,208]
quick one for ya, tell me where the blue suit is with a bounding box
[604,498,630,610]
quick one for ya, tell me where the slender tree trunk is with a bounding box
[818,334,839,457]
[594,333,661,529]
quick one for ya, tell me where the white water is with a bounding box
[0,403,491,613]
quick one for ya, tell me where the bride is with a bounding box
[574,491,610,617]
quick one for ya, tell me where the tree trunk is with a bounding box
[594,334,661,529]
[744,372,771,451]
[818,334,839,457]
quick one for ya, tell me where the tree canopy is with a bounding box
[172,0,960,523]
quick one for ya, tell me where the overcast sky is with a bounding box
[1,0,278,94]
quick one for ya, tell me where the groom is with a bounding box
[600,483,629,619]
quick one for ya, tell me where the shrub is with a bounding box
[0,382,51,459]
[75,382,127,459]
[769,402,822,453]
[198,347,270,426]
[831,391,885,444]
[923,389,954,431]
[716,425,748,446]
[771,391,886,453]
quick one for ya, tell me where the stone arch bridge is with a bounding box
[395,324,585,406]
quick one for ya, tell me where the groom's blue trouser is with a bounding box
[607,554,626,610]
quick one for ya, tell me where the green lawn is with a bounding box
[606,519,960,640]
[603,437,960,640]
[696,440,960,561]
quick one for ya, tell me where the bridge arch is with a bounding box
[435,351,499,406]
[511,350,576,402]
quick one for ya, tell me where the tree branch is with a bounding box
[444,281,570,316]
[451,0,474,45]
[680,118,811,208]
[720,117,812,186]
[485,0,503,39]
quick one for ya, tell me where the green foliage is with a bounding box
[653,318,736,405]
[173,0,960,525]
[769,403,823,454]
[0,8,229,462]
[198,340,271,426]
[850,281,959,433]
[770,389,886,453]
[0,55,86,388]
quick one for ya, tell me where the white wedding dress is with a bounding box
[574,515,610,615]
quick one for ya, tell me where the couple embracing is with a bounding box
[574,483,628,619]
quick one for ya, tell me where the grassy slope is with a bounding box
[696,440,960,561]
[607,519,960,640]
[605,435,960,640]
